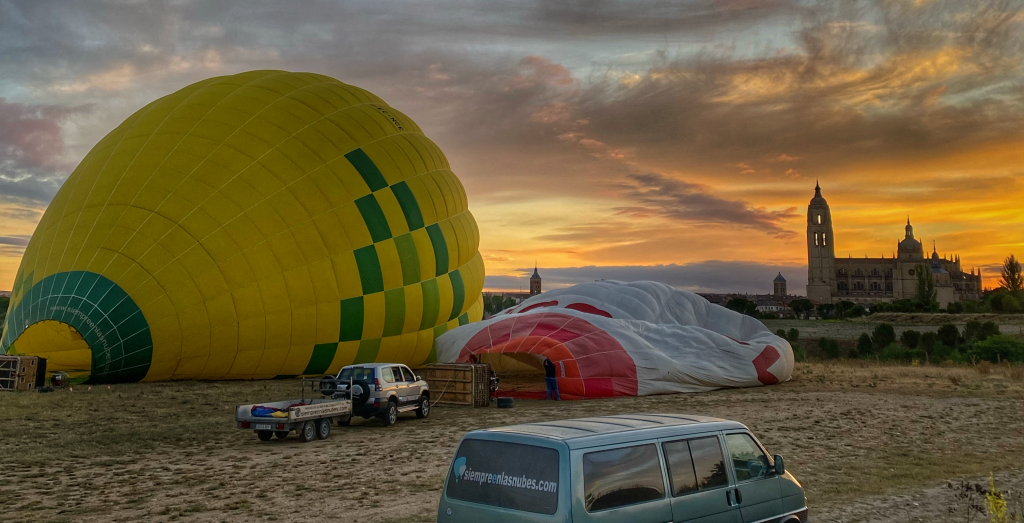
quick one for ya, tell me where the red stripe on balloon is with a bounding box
[752,345,781,385]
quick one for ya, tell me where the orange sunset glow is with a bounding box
[1,1,1022,295]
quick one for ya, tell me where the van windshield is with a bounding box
[337,367,374,382]
[446,439,560,515]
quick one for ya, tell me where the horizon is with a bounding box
[1,1,1022,295]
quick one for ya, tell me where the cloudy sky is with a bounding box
[1,0,1022,294]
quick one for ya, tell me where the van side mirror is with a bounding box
[773,455,785,476]
[416,375,422,382]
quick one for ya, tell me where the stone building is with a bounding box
[806,183,983,307]
[529,266,542,296]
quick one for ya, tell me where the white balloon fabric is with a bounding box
[435,281,794,398]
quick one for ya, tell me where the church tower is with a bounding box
[806,182,836,303]
[773,273,787,297]
[529,265,542,296]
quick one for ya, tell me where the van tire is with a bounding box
[497,397,514,409]
[257,430,273,441]
[338,415,351,426]
[274,431,289,439]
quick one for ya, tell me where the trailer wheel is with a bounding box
[257,430,273,441]
[274,431,289,439]
[298,420,317,442]
[316,418,332,440]
[338,415,351,426]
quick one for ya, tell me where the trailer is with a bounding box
[235,379,352,442]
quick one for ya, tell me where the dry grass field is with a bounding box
[1,361,1023,522]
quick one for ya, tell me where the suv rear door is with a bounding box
[399,366,420,404]
[660,433,741,523]
[723,431,781,522]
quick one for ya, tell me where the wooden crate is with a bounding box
[422,363,491,407]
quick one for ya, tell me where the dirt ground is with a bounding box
[1,362,1023,522]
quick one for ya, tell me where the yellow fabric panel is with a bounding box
[283,266,317,310]
[328,340,361,373]
[332,252,362,300]
[281,306,318,374]
[308,257,339,305]
[403,284,424,334]
[436,273,454,324]
[316,297,341,343]
[436,170,467,215]
[375,334,404,363]
[337,204,372,248]
[375,240,403,291]
[410,228,436,283]
[411,329,435,367]
[362,292,386,340]
[263,310,293,351]
[229,317,267,377]
[312,212,352,257]
[419,171,450,222]
[395,332,419,365]
[374,189,409,237]
[12,321,91,376]
[377,138,418,184]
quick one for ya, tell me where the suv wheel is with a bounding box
[416,395,430,419]
[379,400,398,427]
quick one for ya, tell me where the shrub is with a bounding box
[776,329,788,340]
[920,331,938,355]
[968,335,1024,364]
[819,337,842,359]
[787,328,800,342]
[792,346,807,362]
[946,302,964,314]
[878,343,923,362]
[848,305,866,318]
[900,329,922,349]
[872,323,896,351]
[856,333,873,357]
[1003,295,1022,314]
[937,324,961,347]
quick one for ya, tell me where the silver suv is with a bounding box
[321,363,430,427]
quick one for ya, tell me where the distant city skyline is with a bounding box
[2,1,1022,294]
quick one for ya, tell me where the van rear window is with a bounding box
[446,439,560,515]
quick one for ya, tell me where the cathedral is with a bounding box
[806,183,983,307]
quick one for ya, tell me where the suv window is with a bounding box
[725,433,770,482]
[380,367,395,382]
[337,367,374,382]
[402,367,416,382]
[583,444,665,512]
[391,366,408,382]
[446,439,559,515]
[689,436,730,490]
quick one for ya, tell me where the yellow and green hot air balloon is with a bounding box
[0,70,484,383]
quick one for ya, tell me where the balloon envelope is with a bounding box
[1,70,484,382]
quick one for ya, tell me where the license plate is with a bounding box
[254,423,273,430]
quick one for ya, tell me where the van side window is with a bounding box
[662,440,698,496]
[725,433,771,482]
[402,367,416,382]
[380,367,395,382]
[583,444,665,512]
[688,436,730,490]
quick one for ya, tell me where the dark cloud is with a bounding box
[0,234,30,256]
[0,98,90,203]
[619,172,798,238]
[485,261,808,294]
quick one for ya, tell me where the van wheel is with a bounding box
[274,431,289,439]
[379,400,398,427]
[338,416,351,426]
[416,395,430,418]
[257,430,273,441]
[299,420,317,442]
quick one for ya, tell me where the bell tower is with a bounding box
[806,182,836,303]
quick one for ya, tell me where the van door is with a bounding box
[661,434,741,523]
[723,432,782,522]
[573,442,673,523]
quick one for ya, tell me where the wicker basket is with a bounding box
[422,363,491,407]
